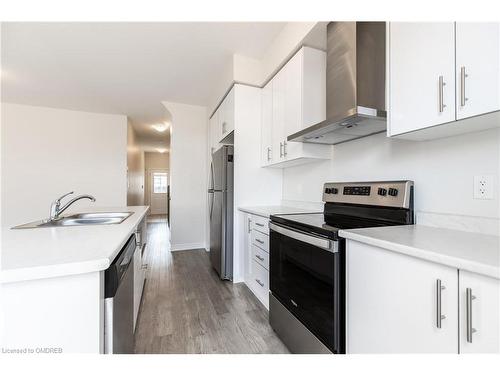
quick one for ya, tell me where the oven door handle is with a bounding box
[269,222,338,253]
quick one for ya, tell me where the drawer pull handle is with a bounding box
[290,299,298,307]
[255,279,264,287]
[460,66,469,107]
[255,223,265,227]
[141,264,148,270]
[466,288,477,343]
[255,239,264,244]
[436,279,446,328]
[438,75,447,113]
[255,255,264,261]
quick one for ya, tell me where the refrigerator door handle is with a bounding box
[209,192,214,219]
[209,161,215,190]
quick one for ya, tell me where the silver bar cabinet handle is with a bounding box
[255,222,264,227]
[279,142,283,158]
[247,217,251,233]
[255,279,264,287]
[438,75,447,113]
[255,254,264,261]
[283,141,287,157]
[460,67,468,107]
[267,147,271,161]
[466,288,477,343]
[255,238,264,244]
[436,279,446,328]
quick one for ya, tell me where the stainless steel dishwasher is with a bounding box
[104,235,135,354]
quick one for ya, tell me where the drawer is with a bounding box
[250,260,269,308]
[250,215,269,234]
[251,244,269,270]
[251,229,269,252]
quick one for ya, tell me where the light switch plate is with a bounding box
[473,175,494,200]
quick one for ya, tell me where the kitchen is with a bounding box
[0,3,499,372]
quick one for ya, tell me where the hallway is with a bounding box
[134,216,289,354]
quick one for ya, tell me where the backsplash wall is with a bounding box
[282,128,500,225]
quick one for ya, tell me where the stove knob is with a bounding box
[388,188,398,197]
[378,188,387,196]
[324,188,331,194]
[332,188,338,194]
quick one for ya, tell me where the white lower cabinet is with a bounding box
[249,259,270,308]
[346,240,500,353]
[459,270,500,353]
[243,213,270,309]
[133,245,145,332]
[347,240,458,353]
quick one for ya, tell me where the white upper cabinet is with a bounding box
[271,67,286,162]
[262,46,331,168]
[209,110,220,154]
[261,79,274,166]
[218,86,235,143]
[388,23,456,136]
[388,22,500,139]
[455,23,500,120]
[459,270,500,353]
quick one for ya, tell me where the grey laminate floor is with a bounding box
[134,217,289,354]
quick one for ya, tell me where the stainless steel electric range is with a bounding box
[269,181,415,354]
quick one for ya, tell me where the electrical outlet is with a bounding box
[473,175,494,200]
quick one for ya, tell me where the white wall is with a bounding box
[208,22,326,115]
[1,103,127,226]
[283,128,500,232]
[126,121,145,206]
[144,151,169,170]
[162,101,207,251]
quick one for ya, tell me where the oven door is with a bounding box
[269,222,343,353]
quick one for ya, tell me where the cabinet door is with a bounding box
[133,246,143,331]
[272,67,286,161]
[219,87,235,141]
[261,80,273,166]
[456,23,500,120]
[243,214,252,284]
[283,49,302,160]
[459,270,500,353]
[388,23,455,136]
[347,240,458,353]
[209,112,219,154]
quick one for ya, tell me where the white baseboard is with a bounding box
[170,242,206,252]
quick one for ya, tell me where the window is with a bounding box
[153,172,168,193]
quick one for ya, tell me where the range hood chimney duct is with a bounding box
[288,22,387,145]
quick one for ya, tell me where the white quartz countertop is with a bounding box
[238,205,321,218]
[1,206,149,284]
[339,225,500,279]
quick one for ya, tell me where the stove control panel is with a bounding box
[343,186,371,196]
[322,181,413,209]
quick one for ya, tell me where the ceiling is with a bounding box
[1,22,286,149]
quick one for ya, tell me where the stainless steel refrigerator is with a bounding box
[208,145,234,280]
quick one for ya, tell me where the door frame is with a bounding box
[145,168,169,215]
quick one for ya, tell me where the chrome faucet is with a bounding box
[49,191,96,221]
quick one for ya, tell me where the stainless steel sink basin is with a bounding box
[12,212,134,229]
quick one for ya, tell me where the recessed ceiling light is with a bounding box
[152,123,168,132]
[156,148,167,154]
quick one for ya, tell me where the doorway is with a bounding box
[147,169,169,216]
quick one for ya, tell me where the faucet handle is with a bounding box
[55,191,74,204]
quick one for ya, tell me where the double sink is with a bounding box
[12,212,133,229]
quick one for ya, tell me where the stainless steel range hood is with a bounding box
[288,22,387,145]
